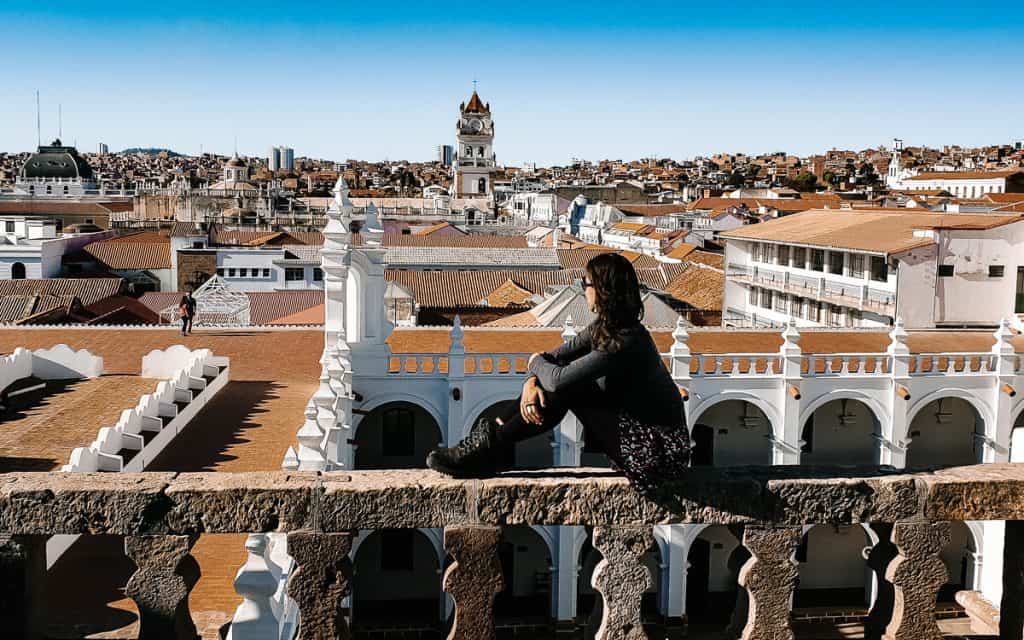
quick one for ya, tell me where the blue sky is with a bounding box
[2,1,1022,165]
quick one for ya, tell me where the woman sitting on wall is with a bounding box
[427,252,690,498]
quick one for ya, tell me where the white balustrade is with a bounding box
[803,353,889,377]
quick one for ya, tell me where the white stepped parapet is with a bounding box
[31,344,104,379]
[0,347,33,395]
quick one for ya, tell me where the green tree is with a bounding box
[788,171,820,192]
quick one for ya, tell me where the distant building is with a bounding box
[452,90,495,197]
[14,139,96,197]
[437,144,453,167]
[268,147,281,172]
[97,143,108,156]
[268,146,295,172]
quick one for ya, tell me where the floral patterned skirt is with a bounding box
[611,411,691,498]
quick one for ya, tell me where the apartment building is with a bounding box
[720,208,1024,329]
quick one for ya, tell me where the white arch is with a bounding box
[906,388,992,429]
[689,392,782,434]
[798,390,889,430]
[355,395,446,444]
[529,525,558,562]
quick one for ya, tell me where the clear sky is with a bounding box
[2,1,1022,165]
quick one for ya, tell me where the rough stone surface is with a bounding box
[2,466,1024,535]
[0,472,176,535]
[591,526,653,640]
[287,531,353,640]
[443,525,503,640]
[882,521,950,640]
[955,590,1000,636]
[923,464,1024,522]
[320,471,469,530]
[738,526,801,640]
[164,472,318,533]
[124,534,200,640]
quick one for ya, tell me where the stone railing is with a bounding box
[2,466,1024,639]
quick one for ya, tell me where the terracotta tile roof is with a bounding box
[138,290,324,325]
[106,231,170,243]
[385,247,562,269]
[687,250,725,269]
[386,269,578,308]
[983,193,1024,204]
[84,239,172,270]
[464,90,490,114]
[663,264,724,311]
[269,303,325,325]
[557,247,660,269]
[209,228,323,246]
[908,170,1023,181]
[0,278,125,307]
[0,200,132,216]
[613,204,689,217]
[383,233,528,248]
[721,208,1024,255]
[484,279,536,307]
[665,243,700,260]
[610,222,650,232]
[0,294,79,323]
[994,202,1024,213]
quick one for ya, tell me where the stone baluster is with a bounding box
[1000,520,1024,640]
[443,525,503,640]
[0,534,46,639]
[591,526,653,640]
[286,531,354,640]
[226,534,280,640]
[864,523,897,640]
[124,534,200,640]
[883,521,950,640]
[736,525,801,640]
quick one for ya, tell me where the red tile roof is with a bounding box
[84,239,172,270]
[0,278,125,307]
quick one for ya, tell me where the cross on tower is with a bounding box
[472,78,478,92]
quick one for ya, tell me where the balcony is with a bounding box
[727,263,896,315]
[2,467,1023,639]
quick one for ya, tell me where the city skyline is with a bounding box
[2,1,1022,165]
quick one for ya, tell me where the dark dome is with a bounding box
[226,155,247,168]
[21,140,93,180]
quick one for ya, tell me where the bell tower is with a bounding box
[452,84,495,197]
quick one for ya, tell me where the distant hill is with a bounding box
[120,147,183,157]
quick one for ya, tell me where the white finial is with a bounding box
[779,319,802,356]
[562,315,578,341]
[672,316,690,353]
[992,317,1016,355]
[450,315,464,350]
[282,446,299,470]
[887,316,910,355]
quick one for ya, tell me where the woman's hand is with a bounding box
[520,376,546,425]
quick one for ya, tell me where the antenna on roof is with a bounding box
[35,90,41,147]
[58,103,62,140]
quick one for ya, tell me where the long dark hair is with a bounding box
[586,252,643,352]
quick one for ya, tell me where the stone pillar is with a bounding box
[989,318,1016,462]
[883,521,950,640]
[286,531,354,640]
[443,525,503,640]
[555,526,583,629]
[591,525,653,640]
[447,317,466,446]
[0,534,46,639]
[1000,520,1024,640]
[777,322,802,465]
[737,525,801,640]
[885,318,912,468]
[864,523,897,640]
[124,534,201,640]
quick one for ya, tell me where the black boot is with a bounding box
[427,419,507,478]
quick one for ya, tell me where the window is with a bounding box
[847,309,861,328]
[192,241,205,249]
[11,262,26,279]
[285,267,304,281]
[381,408,415,457]
[227,268,236,277]
[989,265,1005,278]
[810,249,825,272]
[774,293,788,314]
[777,245,789,266]
[849,254,865,278]
[313,267,324,282]
[828,304,842,326]
[805,300,820,322]
[216,268,224,276]
[748,287,757,305]
[759,289,773,309]
[870,256,888,282]
[4,222,13,233]
[828,251,844,275]
[238,268,248,277]
[379,529,415,572]
[937,264,954,278]
[793,247,806,269]
[262,268,270,277]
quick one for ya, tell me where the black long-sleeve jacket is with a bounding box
[526,323,684,427]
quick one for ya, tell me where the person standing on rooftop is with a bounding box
[427,252,690,498]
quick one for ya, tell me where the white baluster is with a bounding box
[227,534,281,640]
